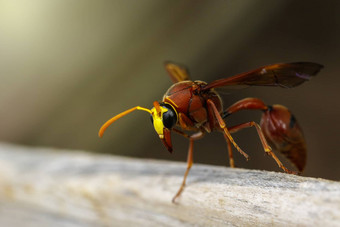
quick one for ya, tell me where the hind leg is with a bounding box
[228,122,296,174]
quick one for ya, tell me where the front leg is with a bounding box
[171,128,204,203]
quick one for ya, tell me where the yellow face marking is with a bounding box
[151,104,168,138]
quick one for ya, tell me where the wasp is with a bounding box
[99,61,323,202]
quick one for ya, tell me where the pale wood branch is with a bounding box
[0,143,339,227]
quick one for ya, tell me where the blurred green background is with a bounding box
[0,0,339,180]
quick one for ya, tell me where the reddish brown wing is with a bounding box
[164,61,190,83]
[203,62,323,90]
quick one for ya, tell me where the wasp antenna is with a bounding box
[98,106,152,137]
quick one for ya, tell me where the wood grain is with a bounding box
[0,143,339,227]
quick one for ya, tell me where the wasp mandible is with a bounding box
[99,61,323,203]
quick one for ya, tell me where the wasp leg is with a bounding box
[171,129,204,203]
[178,113,195,130]
[223,97,267,118]
[223,134,235,168]
[207,99,249,161]
[206,101,235,167]
[228,122,297,174]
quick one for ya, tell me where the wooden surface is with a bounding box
[0,143,339,227]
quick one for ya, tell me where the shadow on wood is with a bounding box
[0,143,339,226]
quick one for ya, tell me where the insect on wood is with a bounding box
[98,61,323,203]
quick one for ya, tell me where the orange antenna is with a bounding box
[98,106,152,137]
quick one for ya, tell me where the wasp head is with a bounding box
[150,101,178,153]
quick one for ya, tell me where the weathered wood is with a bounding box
[0,143,339,227]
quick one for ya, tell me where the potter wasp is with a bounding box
[99,61,323,202]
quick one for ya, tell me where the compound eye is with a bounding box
[150,114,153,124]
[162,104,177,129]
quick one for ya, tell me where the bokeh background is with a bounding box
[0,0,339,180]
